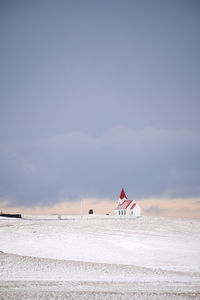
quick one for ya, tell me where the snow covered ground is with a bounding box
[0,215,200,299]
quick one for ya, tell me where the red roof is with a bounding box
[130,203,136,209]
[115,200,132,210]
[115,200,136,210]
[119,188,127,200]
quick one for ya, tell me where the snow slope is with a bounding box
[0,216,199,272]
[0,216,199,299]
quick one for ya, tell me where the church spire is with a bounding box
[119,188,127,200]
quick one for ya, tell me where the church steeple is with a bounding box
[118,188,127,205]
[119,188,127,200]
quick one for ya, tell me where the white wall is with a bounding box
[115,203,141,217]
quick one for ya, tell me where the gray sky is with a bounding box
[0,0,200,207]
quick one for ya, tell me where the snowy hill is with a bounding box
[0,215,199,299]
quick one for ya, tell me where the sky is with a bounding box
[0,0,200,217]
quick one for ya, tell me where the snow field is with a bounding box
[0,216,199,272]
[0,215,200,299]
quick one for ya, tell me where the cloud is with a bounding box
[145,205,166,215]
[0,127,200,206]
[0,197,114,216]
[139,197,200,218]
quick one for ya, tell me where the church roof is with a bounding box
[115,200,132,210]
[130,203,136,210]
[115,199,137,210]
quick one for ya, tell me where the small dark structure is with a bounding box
[0,213,21,219]
[88,209,93,214]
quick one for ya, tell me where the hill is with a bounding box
[0,215,199,299]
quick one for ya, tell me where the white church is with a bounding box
[115,188,141,217]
